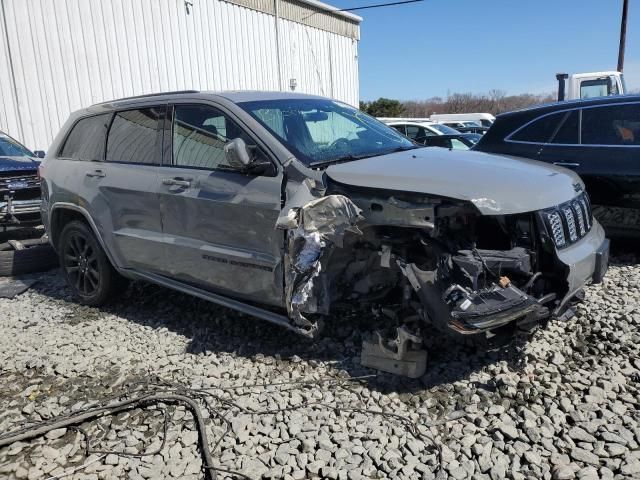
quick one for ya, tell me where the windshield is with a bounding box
[0,134,34,157]
[238,99,416,166]
[430,123,461,135]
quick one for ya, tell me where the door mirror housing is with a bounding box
[33,150,46,158]
[224,138,252,168]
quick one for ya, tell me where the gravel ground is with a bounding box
[0,250,639,480]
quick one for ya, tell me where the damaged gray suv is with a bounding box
[41,91,609,375]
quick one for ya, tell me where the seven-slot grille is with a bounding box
[542,192,592,249]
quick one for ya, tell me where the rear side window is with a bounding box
[106,107,164,164]
[581,104,640,145]
[391,125,406,135]
[510,112,564,143]
[550,111,580,144]
[59,114,110,160]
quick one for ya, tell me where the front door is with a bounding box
[158,103,284,306]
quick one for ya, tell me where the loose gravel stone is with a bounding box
[0,253,638,480]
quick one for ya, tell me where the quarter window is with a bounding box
[510,112,565,143]
[106,108,164,164]
[172,105,254,170]
[550,111,580,144]
[581,104,640,145]
[59,114,110,161]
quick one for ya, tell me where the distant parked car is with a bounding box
[441,122,490,135]
[0,132,42,230]
[420,134,474,150]
[429,113,495,127]
[384,121,460,142]
[474,94,640,237]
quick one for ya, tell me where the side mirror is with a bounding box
[33,150,45,158]
[224,138,252,168]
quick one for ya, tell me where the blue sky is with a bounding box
[330,0,640,100]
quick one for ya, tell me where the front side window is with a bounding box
[239,99,416,167]
[430,123,460,135]
[510,112,565,143]
[59,114,111,161]
[106,108,164,164]
[391,125,406,135]
[172,104,255,170]
[581,104,640,145]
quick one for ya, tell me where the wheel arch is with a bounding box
[49,203,118,268]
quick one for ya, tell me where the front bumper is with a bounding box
[555,219,609,311]
[0,198,42,225]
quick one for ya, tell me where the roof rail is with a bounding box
[97,90,200,105]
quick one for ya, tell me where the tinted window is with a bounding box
[510,112,564,143]
[106,108,164,164]
[582,104,640,145]
[391,125,406,135]
[551,111,579,144]
[172,104,254,170]
[59,114,110,160]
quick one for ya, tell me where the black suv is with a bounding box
[474,95,640,237]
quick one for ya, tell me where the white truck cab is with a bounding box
[556,71,626,101]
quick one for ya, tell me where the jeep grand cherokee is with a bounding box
[40,91,609,375]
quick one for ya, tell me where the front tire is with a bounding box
[58,220,121,306]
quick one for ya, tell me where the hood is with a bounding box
[325,148,583,215]
[0,156,39,173]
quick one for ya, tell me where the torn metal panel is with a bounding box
[278,193,363,336]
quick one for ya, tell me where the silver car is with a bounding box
[40,91,609,375]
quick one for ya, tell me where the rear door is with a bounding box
[97,106,166,271]
[539,103,640,230]
[158,102,284,306]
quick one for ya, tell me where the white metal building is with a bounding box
[0,0,361,150]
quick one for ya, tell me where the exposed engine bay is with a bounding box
[277,179,583,377]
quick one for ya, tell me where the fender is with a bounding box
[49,202,120,269]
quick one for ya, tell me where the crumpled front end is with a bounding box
[277,176,608,375]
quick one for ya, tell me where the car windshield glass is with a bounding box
[430,123,460,135]
[0,135,34,157]
[238,99,417,166]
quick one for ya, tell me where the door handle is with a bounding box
[162,177,192,187]
[85,169,106,178]
[553,162,580,168]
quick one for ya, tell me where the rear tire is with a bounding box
[58,220,122,306]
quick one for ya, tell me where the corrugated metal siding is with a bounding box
[222,0,360,39]
[0,0,359,150]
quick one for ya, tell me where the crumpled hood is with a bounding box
[325,148,584,215]
[0,156,39,172]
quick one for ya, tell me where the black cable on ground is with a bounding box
[0,375,465,479]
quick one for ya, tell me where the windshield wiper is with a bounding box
[308,146,419,168]
[308,153,377,168]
